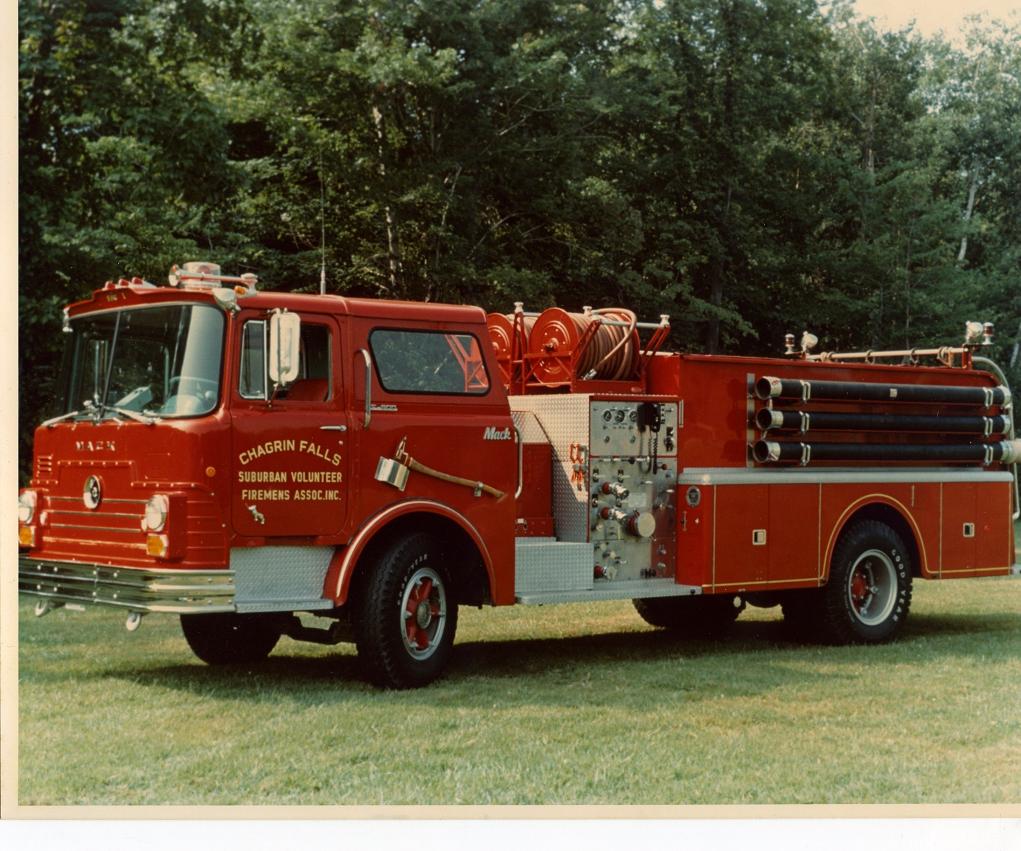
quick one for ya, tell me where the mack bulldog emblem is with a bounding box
[82,475,102,510]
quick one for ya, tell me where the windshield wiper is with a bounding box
[41,403,154,427]
[81,400,158,425]
[105,405,159,425]
[42,410,85,428]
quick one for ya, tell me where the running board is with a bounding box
[517,578,702,606]
[235,599,335,613]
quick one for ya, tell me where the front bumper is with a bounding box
[18,556,235,614]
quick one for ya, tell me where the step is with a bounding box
[514,539,592,596]
[516,577,702,606]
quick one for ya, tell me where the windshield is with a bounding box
[60,303,225,418]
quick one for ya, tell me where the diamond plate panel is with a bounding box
[511,409,551,444]
[509,394,592,541]
[514,539,593,595]
[231,546,333,610]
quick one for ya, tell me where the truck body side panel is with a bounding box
[660,354,1015,591]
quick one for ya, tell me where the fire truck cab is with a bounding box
[18,263,1021,688]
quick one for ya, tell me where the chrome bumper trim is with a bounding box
[18,556,235,614]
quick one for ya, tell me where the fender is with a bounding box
[822,493,931,581]
[326,498,496,605]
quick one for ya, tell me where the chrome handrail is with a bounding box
[513,423,524,499]
[355,348,372,429]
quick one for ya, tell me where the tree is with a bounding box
[18,0,250,479]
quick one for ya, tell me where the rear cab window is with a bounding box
[369,329,489,395]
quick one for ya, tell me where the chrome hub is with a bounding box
[415,599,432,629]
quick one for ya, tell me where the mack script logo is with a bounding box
[482,426,512,441]
[76,440,117,452]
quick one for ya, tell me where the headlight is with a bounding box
[18,490,37,525]
[143,494,169,532]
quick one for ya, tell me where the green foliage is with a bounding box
[18,0,1021,479]
[19,0,253,478]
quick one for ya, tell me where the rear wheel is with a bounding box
[818,519,913,644]
[633,594,743,636]
[353,532,459,688]
[180,612,281,665]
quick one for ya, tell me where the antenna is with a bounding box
[319,145,326,295]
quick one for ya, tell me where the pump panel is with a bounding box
[510,395,681,587]
[589,401,678,458]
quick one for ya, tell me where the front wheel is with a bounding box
[354,532,459,688]
[180,612,281,665]
[818,519,913,644]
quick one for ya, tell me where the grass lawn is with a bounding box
[17,563,1021,806]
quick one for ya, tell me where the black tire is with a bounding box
[180,612,281,665]
[633,594,744,636]
[818,519,913,644]
[353,532,459,689]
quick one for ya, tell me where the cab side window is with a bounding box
[239,321,267,399]
[239,320,332,402]
[287,324,331,401]
[369,329,490,395]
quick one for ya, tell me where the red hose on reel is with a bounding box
[528,307,639,384]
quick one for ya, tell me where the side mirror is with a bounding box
[268,310,301,387]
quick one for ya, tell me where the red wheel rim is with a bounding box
[400,567,447,660]
[850,569,870,611]
[845,549,897,626]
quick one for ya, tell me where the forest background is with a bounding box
[18,0,1021,482]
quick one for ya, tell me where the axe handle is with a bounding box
[398,452,506,499]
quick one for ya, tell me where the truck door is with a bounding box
[347,322,516,532]
[230,312,350,537]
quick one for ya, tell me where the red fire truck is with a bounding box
[18,262,1020,687]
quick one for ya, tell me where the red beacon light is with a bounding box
[103,276,156,290]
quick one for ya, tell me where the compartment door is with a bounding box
[768,484,821,584]
[713,484,769,589]
[940,482,977,576]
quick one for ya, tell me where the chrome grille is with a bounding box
[34,488,227,569]
[37,487,149,563]
[42,494,146,548]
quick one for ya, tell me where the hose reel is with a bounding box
[486,304,670,390]
[527,307,639,384]
[487,311,536,385]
